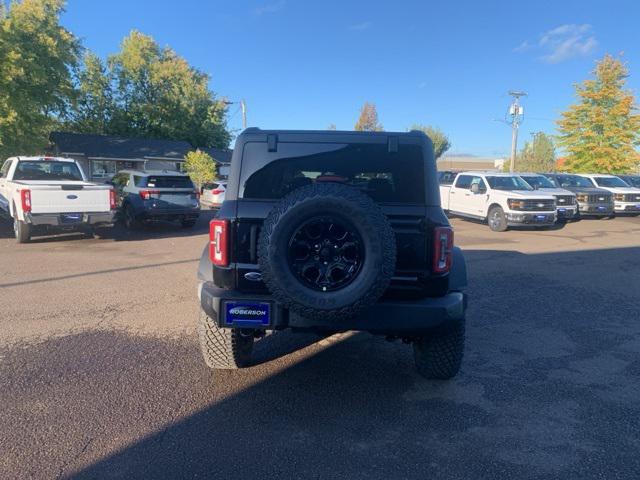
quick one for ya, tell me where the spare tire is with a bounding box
[258,182,396,321]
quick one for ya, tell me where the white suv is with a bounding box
[579,174,640,215]
[440,172,556,231]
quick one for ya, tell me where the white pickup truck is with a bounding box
[0,156,116,243]
[578,174,640,216]
[439,171,557,232]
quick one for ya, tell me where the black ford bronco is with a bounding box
[197,129,468,379]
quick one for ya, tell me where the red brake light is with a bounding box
[109,189,116,209]
[209,219,229,266]
[139,189,159,200]
[211,189,224,195]
[21,189,32,213]
[433,226,453,273]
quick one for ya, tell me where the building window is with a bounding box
[91,160,117,179]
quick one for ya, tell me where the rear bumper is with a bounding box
[138,208,200,220]
[199,282,467,335]
[27,211,115,226]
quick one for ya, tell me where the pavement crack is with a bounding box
[55,436,93,480]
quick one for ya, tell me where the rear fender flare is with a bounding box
[449,246,467,291]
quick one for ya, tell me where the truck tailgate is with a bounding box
[27,184,111,214]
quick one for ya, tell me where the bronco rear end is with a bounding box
[197,129,468,379]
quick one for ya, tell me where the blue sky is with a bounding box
[62,0,640,156]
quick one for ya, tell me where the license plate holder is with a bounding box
[223,301,271,328]
[60,213,83,224]
[535,215,547,222]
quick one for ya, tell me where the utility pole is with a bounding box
[224,99,248,130]
[507,91,526,173]
[240,99,247,130]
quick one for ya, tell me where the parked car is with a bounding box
[111,170,200,229]
[542,173,614,218]
[196,128,468,379]
[618,175,640,189]
[0,156,116,243]
[200,181,226,209]
[440,171,556,231]
[578,174,640,215]
[518,173,578,221]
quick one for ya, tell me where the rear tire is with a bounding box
[124,204,140,230]
[14,216,31,243]
[413,321,465,379]
[197,309,254,369]
[487,206,508,232]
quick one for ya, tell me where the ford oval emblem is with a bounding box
[244,272,263,282]
[537,203,544,208]
[66,194,78,200]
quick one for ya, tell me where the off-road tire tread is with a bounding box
[258,182,396,321]
[413,321,465,379]
[197,310,253,369]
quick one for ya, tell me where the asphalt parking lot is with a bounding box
[1,214,639,479]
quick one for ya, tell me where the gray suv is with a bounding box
[111,170,200,229]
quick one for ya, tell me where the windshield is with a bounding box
[595,177,630,188]
[486,176,533,191]
[622,176,640,188]
[13,161,83,181]
[438,171,457,185]
[554,175,593,188]
[137,175,195,188]
[520,175,556,189]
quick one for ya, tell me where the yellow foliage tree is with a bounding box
[557,55,640,173]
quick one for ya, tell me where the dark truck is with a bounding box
[542,173,614,218]
[197,129,468,379]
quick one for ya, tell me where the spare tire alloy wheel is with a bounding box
[258,183,396,322]
[288,216,364,292]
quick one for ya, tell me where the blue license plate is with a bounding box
[61,213,82,224]
[558,208,566,213]
[224,301,270,327]
[535,215,547,222]
[597,206,607,210]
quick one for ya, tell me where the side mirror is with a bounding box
[470,183,480,194]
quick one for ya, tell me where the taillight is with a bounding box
[21,189,32,213]
[433,226,453,273]
[194,190,201,200]
[211,189,224,195]
[109,189,116,209]
[139,189,159,200]
[209,219,229,266]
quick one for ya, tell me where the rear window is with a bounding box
[13,161,83,181]
[438,171,457,185]
[136,175,194,188]
[241,142,425,203]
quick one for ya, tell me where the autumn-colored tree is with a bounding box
[409,124,451,159]
[0,0,81,157]
[557,55,640,173]
[354,102,383,131]
[184,149,216,188]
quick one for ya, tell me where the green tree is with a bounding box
[506,132,556,172]
[0,0,81,158]
[409,124,451,159]
[184,149,216,188]
[104,30,230,149]
[68,52,113,134]
[354,102,383,131]
[557,55,640,173]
